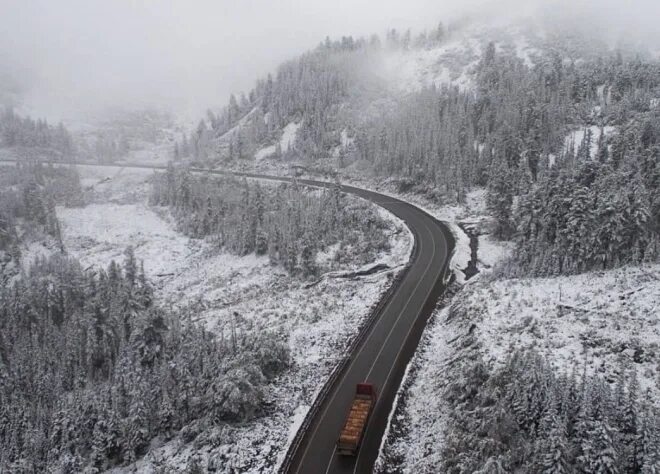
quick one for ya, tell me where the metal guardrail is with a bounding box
[278,230,420,473]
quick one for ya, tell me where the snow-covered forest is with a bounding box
[150,166,392,276]
[173,14,660,474]
[0,164,288,470]
[2,3,660,472]
[0,162,83,280]
[0,109,74,160]
[178,21,659,279]
[0,162,408,471]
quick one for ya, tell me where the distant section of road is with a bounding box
[0,159,455,474]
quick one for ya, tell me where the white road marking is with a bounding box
[354,219,446,474]
[294,207,423,474]
[364,221,438,380]
[324,447,338,474]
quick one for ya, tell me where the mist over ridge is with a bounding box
[0,0,658,123]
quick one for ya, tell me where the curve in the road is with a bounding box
[283,182,454,474]
[0,160,455,474]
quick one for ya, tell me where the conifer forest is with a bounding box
[1,1,660,472]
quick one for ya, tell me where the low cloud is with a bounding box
[0,0,658,122]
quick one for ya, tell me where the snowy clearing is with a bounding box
[57,202,192,277]
[254,144,277,161]
[564,125,616,159]
[254,121,300,161]
[381,39,480,93]
[471,264,660,394]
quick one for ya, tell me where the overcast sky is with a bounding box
[1,0,659,122]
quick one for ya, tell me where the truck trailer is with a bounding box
[337,383,377,456]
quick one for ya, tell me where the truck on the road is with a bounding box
[337,383,377,456]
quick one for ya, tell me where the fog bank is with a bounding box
[0,0,658,122]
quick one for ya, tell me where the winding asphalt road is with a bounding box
[0,160,455,474]
[281,182,454,474]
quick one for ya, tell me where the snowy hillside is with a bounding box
[469,266,660,391]
[379,22,546,93]
[379,245,660,472]
[380,37,481,92]
[4,5,660,472]
[254,121,300,161]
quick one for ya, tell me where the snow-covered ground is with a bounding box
[381,39,480,93]
[255,121,300,161]
[564,125,616,158]
[467,264,660,393]
[52,165,413,473]
[57,202,192,276]
[79,164,155,203]
[378,249,660,472]
[379,21,545,95]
